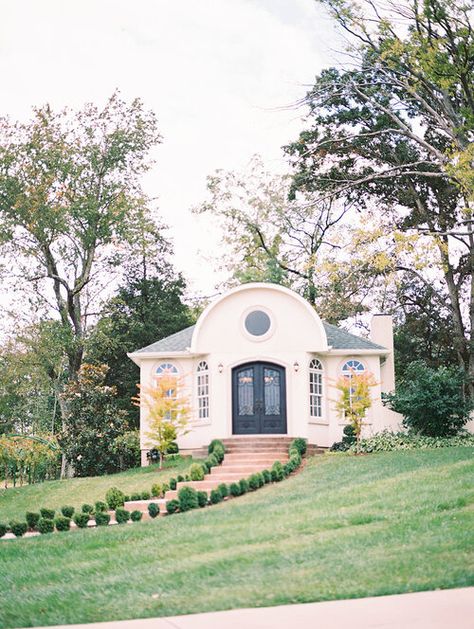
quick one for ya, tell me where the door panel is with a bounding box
[232,362,286,434]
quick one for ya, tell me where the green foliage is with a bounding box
[206,453,219,468]
[178,486,199,512]
[141,491,151,500]
[208,439,225,455]
[0,523,7,537]
[229,482,241,497]
[218,483,228,499]
[115,508,130,524]
[60,363,131,477]
[0,434,60,489]
[290,438,307,456]
[94,501,108,513]
[176,475,185,483]
[25,512,40,529]
[212,444,225,463]
[385,362,472,436]
[166,499,179,515]
[130,510,142,522]
[148,503,160,518]
[169,478,177,490]
[330,424,357,452]
[189,463,205,481]
[350,431,474,454]
[73,513,90,528]
[81,504,93,514]
[94,512,111,527]
[130,493,141,501]
[55,516,71,532]
[151,483,161,498]
[271,461,284,482]
[40,508,55,520]
[161,482,170,495]
[209,489,222,504]
[38,518,54,534]
[247,474,259,491]
[197,491,208,507]
[110,430,141,471]
[239,478,249,494]
[60,505,74,518]
[10,521,28,537]
[262,469,271,484]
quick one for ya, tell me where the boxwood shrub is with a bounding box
[239,478,249,494]
[61,505,75,518]
[166,499,180,514]
[206,453,219,468]
[262,469,271,484]
[161,482,170,495]
[115,508,130,524]
[38,518,54,534]
[95,501,108,513]
[0,523,7,537]
[169,477,177,490]
[218,483,228,499]
[189,463,205,481]
[248,474,259,491]
[106,487,125,510]
[10,521,28,537]
[229,482,241,497]
[130,493,141,501]
[177,475,185,483]
[208,438,225,454]
[73,512,90,528]
[95,512,110,526]
[271,461,284,482]
[212,444,225,463]
[197,490,208,507]
[148,503,160,518]
[81,503,93,514]
[256,472,265,487]
[178,486,199,511]
[210,488,222,504]
[40,508,55,520]
[291,437,307,456]
[26,512,40,530]
[141,491,151,500]
[55,516,71,532]
[151,483,161,498]
[131,510,143,522]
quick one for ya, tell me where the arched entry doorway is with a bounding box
[232,362,287,434]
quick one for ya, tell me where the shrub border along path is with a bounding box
[0,438,307,540]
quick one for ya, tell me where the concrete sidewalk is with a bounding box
[34,587,474,629]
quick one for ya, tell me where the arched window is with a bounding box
[156,363,179,377]
[309,358,323,418]
[197,361,209,419]
[341,359,365,377]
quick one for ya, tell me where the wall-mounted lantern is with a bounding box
[293,361,299,372]
[218,363,224,373]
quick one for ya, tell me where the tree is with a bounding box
[286,0,474,390]
[0,92,161,393]
[334,370,377,453]
[59,363,131,477]
[385,361,472,437]
[133,374,190,468]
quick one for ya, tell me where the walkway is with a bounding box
[35,587,474,629]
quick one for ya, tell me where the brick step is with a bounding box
[224,446,290,453]
[124,498,166,513]
[220,456,287,465]
[175,480,222,492]
[205,473,262,482]
[221,436,293,443]
[211,463,272,473]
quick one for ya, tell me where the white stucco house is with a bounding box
[128,283,402,464]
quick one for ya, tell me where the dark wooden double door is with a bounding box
[232,362,287,434]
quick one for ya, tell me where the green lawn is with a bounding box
[1,447,473,628]
[0,457,191,521]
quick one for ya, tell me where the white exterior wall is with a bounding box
[133,284,403,460]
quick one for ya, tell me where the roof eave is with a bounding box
[127,349,194,365]
[317,348,389,356]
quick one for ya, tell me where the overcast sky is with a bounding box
[0,0,342,298]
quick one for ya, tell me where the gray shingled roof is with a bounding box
[132,321,386,354]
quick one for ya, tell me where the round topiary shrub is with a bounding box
[61,505,75,518]
[210,489,222,504]
[161,482,170,495]
[262,469,271,484]
[166,499,180,515]
[197,491,208,507]
[189,463,205,481]
[140,491,150,500]
[291,437,307,456]
[151,483,162,498]
[206,453,219,468]
[94,512,111,526]
[208,438,225,454]
[255,472,265,487]
[248,474,259,491]
[55,516,71,532]
[73,513,90,528]
[178,486,199,511]
[0,523,7,537]
[40,508,55,520]
[26,512,40,530]
[177,475,185,483]
[271,461,284,482]
[239,478,249,494]
[106,487,125,510]
[131,510,143,522]
[115,508,130,524]
[38,518,54,534]
[218,483,228,499]
[130,493,141,501]
[167,441,179,454]
[148,503,160,518]
[81,504,93,514]
[212,444,225,463]
[10,521,28,537]
[169,477,177,490]
[229,482,241,497]
[95,501,108,513]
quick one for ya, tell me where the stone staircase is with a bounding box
[125,436,294,515]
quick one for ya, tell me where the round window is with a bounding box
[244,310,271,336]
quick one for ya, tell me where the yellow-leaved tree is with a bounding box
[335,371,377,454]
[133,374,190,468]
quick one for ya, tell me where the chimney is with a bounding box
[370,314,395,393]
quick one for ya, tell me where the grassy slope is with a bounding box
[0,458,191,521]
[1,447,473,629]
